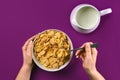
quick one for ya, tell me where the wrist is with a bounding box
[22,63,33,70]
[87,68,105,80]
[85,67,97,76]
[89,68,98,76]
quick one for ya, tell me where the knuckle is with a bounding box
[86,49,91,53]
[22,46,25,50]
[94,49,98,54]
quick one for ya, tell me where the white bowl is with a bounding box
[32,29,73,72]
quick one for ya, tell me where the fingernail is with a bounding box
[76,56,78,58]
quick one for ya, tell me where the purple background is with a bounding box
[0,0,120,80]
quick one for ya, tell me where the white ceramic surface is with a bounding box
[70,4,112,33]
[32,29,73,72]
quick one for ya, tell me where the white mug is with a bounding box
[70,4,112,33]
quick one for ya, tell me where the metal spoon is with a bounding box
[69,43,98,52]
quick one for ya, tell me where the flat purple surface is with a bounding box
[0,0,120,80]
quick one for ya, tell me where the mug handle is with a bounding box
[100,8,112,16]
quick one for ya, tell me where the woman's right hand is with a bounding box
[76,42,97,74]
[75,42,105,80]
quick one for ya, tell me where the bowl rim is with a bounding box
[32,29,73,72]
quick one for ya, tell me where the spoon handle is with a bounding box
[70,43,98,51]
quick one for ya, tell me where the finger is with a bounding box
[27,41,33,54]
[75,50,80,56]
[76,55,79,58]
[22,40,30,51]
[76,52,85,61]
[75,43,85,56]
[89,42,98,62]
[85,43,92,58]
[79,55,84,61]
[22,35,36,51]
[91,48,98,63]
